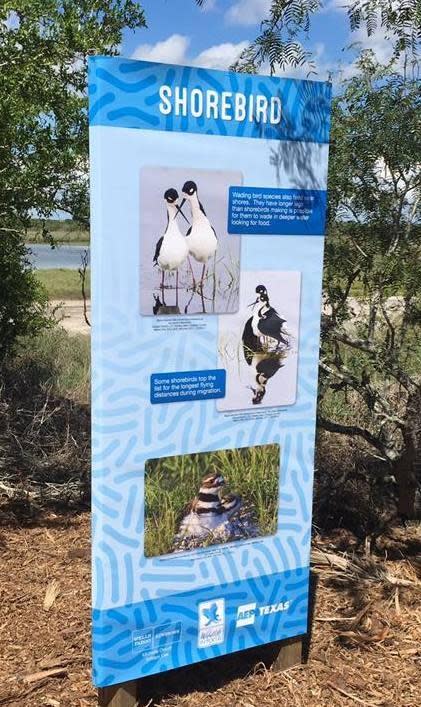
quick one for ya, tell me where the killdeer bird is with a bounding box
[179,181,218,295]
[177,473,241,539]
[153,188,189,308]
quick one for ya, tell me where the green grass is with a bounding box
[17,327,90,403]
[35,268,90,300]
[26,219,89,244]
[144,444,279,557]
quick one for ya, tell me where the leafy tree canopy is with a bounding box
[0,1,146,357]
[197,1,421,74]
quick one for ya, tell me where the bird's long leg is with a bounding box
[200,264,206,293]
[161,270,166,305]
[187,257,197,290]
[175,269,179,308]
[200,264,206,313]
[212,251,216,313]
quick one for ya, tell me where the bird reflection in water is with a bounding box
[242,285,290,405]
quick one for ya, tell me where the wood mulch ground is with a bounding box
[0,513,420,707]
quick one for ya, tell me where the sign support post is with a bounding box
[98,638,302,706]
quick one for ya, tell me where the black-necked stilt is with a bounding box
[242,285,289,404]
[250,285,289,348]
[179,181,218,300]
[177,473,241,538]
[153,188,189,309]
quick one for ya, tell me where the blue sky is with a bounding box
[121,0,393,81]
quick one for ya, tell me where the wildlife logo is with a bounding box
[198,598,225,648]
[144,445,280,558]
[218,270,301,411]
[140,165,241,316]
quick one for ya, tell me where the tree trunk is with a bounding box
[394,388,421,520]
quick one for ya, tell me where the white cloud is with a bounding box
[132,34,190,64]
[320,0,347,13]
[350,25,395,65]
[225,0,271,26]
[200,0,217,11]
[193,41,249,70]
[131,34,249,71]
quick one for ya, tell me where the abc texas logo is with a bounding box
[236,600,290,627]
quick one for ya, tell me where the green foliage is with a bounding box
[144,445,280,557]
[212,0,421,73]
[320,54,421,479]
[35,268,90,300]
[0,1,145,359]
[27,219,89,244]
[15,326,90,402]
[0,232,52,359]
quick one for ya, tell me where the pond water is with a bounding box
[26,243,90,270]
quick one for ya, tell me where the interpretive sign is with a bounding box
[89,56,331,688]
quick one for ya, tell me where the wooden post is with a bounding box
[272,637,303,671]
[98,680,138,707]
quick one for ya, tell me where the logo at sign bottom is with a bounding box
[198,599,225,648]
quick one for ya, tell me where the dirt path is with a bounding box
[49,295,404,338]
[0,514,419,706]
[50,300,91,335]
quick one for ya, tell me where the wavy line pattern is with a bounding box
[88,57,331,143]
[90,58,329,686]
[93,568,308,687]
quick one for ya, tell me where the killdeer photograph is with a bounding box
[144,444,280,557]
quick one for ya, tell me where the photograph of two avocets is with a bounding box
[139,166,300,410]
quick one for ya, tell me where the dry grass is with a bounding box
[0,340,90,516]
[0,514,419,707]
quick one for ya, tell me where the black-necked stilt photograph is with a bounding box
[144,444,280,556]
[140,166,242,316]
[218,271,301,411]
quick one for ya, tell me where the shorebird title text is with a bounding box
[159,86,282,125]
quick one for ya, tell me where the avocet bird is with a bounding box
[179,180,218,292]
[177,473,241,539]
[153,188,189,308]
[242,285,289,404]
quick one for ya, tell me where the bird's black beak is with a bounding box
[247,297,259,307]
[175,198,189,224]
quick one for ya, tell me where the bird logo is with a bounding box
[201,602,221,626]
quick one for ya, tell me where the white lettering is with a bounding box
[235,93,246,121]
[270,96,282,124]
[174,87,188,116]
[221,91,232,120]
[157,86,283,125]
[206,90,219,119]
[159,85,172,115]
[190,88,203,118]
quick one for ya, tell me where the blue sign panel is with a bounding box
[89,57,331,688]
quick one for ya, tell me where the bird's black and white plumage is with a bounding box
[177,473,241,538]
[179,181,217,264]
[250,285,289,349]
[153,188,189,270]
[242,285,289,405]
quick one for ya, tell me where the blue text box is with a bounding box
[150,369,226,404]
[228,186,327,236]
